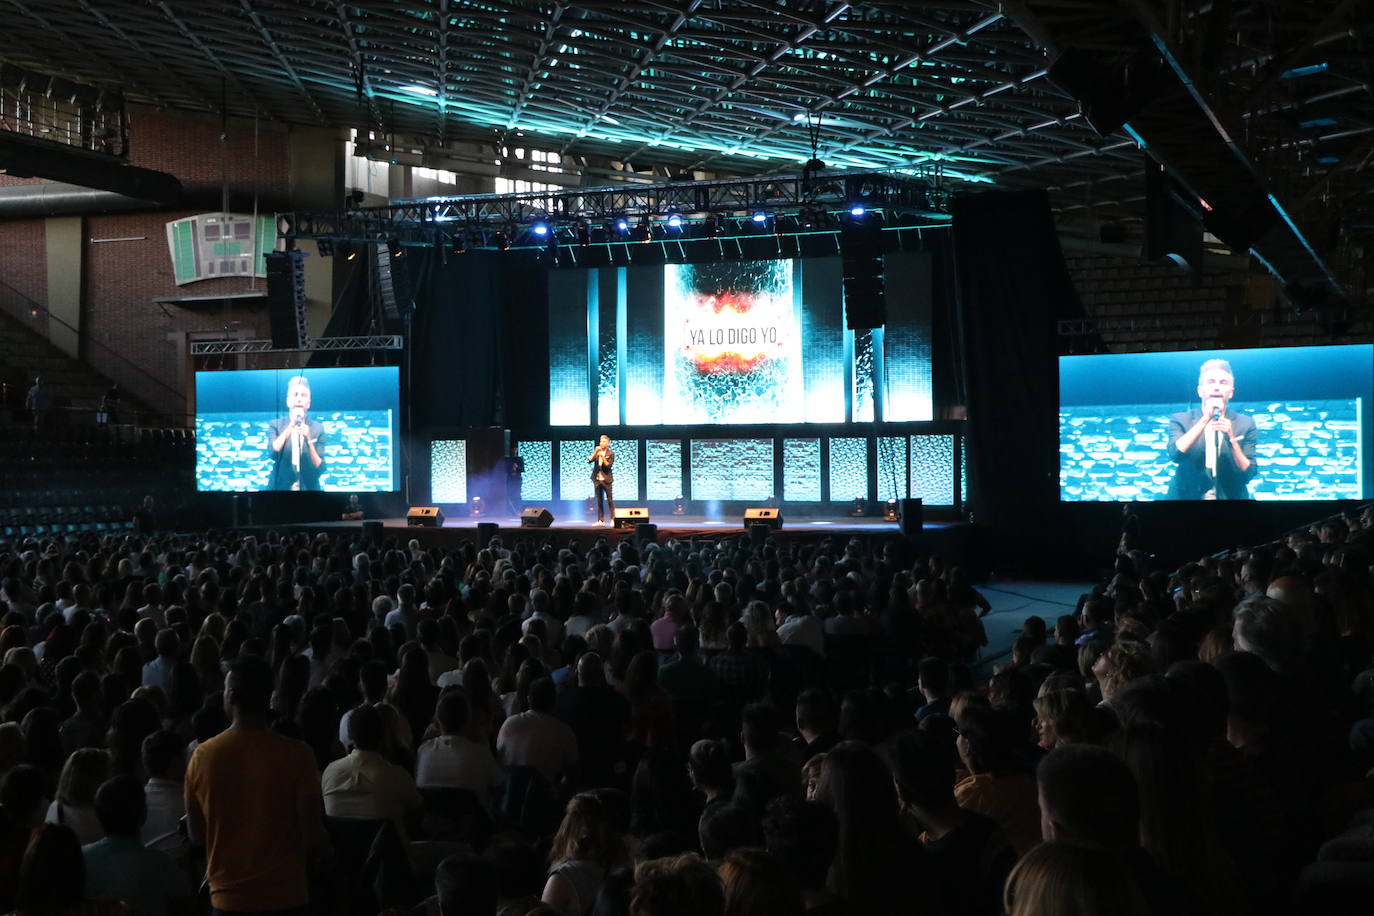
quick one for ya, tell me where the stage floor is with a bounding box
[281,513,968,545]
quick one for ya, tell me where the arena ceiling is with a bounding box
[1,1,1371,240]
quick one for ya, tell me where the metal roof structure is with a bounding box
[2,2,1371,252]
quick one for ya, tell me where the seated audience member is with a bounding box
[554,652,630,789]
[1003,841,1149,916]
[46,748,110,846]
[434,851,499,916]
[14,824,125,916]
[688,739,734,815]
[1037,743,1199,916]
[698,804,759,863]
[793,689,839,760]
[543,791,630,916]
[708,623,769,707]
[762,797,844,916]
[59,671,105,755]
[82,774,191,916]
[497,677,579,790]
[1032,688,1091,751]
[813,740,934,913]
[732,703,800,817]
[656,626,719,712]
[915,657,952,722]
[952,707,1040,856]
[629,853,724,916]
[892,730,1016,916]
[416,690,505,804]
[718,847,803,916]
[340,659,414,759]
[321,703,423,836]
[0,766,49,911]
[139,731,187,857]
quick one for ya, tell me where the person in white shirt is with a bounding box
[384,583,420,640]
[520,589,563,650]
[416,691,505,807]
[140,730,189,860]
[776,601,825,658]
[321,704,423,837]
[496,677,578,788]
[418,619,459,685]
[141,629,181,692]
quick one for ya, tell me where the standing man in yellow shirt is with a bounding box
[185,655,327,915]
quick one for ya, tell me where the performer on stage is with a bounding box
[504,448,525,516]
[268,375,326,491]
[588,435,615,526]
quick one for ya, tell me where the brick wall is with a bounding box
[0,220,47,306]
[0,105,292,419]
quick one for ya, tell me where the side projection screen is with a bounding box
[1059,345,1372,502]
[196,366,399,492]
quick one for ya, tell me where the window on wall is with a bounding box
[495,146,563,195]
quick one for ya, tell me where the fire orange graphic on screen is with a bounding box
[683,289,782,374]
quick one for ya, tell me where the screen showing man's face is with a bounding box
[286,383,311,416]
[1197,369,1234,406]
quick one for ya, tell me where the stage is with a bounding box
[262,513,976,555]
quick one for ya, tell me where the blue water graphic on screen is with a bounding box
[196,366,398,492]
[1059,346,1372,501]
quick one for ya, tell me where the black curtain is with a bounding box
[953,189,1079,538]
[407,249,548,431]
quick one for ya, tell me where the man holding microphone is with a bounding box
[269,375,326,490]
[1166,358,1257,499]
[588,434,615,525]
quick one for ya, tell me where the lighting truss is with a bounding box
[281,169,948,250]
[189,336,403,355]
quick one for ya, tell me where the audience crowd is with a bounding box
[0,510,1371,916]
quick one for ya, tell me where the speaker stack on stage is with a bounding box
[264,250,308,350]
[520,507,554,528]
[743,508,783,530]
[899,498,923,537]
[406,506,444,527]
[613,507,650,529]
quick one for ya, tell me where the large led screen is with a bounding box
[548,253,934,426]
[196,367,399,492]
[1059,345,1371,501]
[664,260,802,423]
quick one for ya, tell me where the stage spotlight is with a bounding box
[665,211,683,229]
[469,496,483,517]
[884,499,898,522]
[345,246,358,261]
[575,220,591,246]
[616,218,631,233]
[849,205,866,217]
[386,238,404,258]
[532,219,550,237]
[851,497,866,517]
[751,211,768,224]
[495,231,510,250]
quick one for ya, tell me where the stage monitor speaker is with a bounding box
[476,521,499,544]
[613,507,650,529]
[406,506,444,528]
[362,521,383,542]
[743,507,783,530]
[635,522,657,545]
[264,250,306,350]
[899,498,923,537]
[520,507,554,528]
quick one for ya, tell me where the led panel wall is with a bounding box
[429,440,467,503]
[828,437,868,501]
[690,439,774,500]
[783,438,823,501]
[646,439,683,500]
[518,440,553,501]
